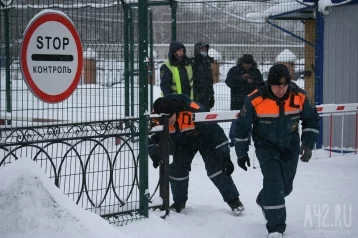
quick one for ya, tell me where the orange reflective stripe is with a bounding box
[251,96,264,107]
[255,94,304,118]
[190,102,200,110]
[183,113,190,124]
[255,100,279,117]
[177,111,195,132]
[167,112,196,133]
[294,95,301,107]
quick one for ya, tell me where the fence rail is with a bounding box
[0,118,166,225]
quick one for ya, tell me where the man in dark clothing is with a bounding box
[148,94,244,215]
[160,41,193,99]
[225,54,263,146]
[192,42,215,110]
[234,64,320,238]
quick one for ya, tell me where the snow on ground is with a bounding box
[0,160,130,238]
[120,148,358,238]
[0,149,356,238]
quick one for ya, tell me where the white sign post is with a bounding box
[20,10,83,103]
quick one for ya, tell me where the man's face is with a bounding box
[169,113,177,126]
[243,63,252,70]
[270,84,288,98]
[175,48,184,58]
[200,46,208,53]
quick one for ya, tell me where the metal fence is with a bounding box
[0,2,132,124]
[0,0,318,226]
[0,119,144,225]
[0,0,151,225]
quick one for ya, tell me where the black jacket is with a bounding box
[160,41,192,97]
[192,51,215,109]
[225,58,263,110]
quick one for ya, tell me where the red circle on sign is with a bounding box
[20,12,83,103]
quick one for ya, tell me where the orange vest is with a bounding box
[169,102,200,133]
[250,90,305,117]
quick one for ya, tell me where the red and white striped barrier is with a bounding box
[193,110,240,122]
[193,103,358,122]
[316,103,358,116]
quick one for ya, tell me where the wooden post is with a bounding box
[305,20,316,103]
[83,48,97,84]
[148,63,155,85]
[212,60,220,83]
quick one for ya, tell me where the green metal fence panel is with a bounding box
[0,1,141,124]
[0,0,152,225]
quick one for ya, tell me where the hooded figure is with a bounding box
[160,41,193,99]
[225,54,263,110]
[225,54,263,146]
[192,42,215,110]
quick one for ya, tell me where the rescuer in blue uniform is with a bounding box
[233,64,320,238]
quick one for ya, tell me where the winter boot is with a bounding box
[169,202,186,213]
[267,232,283,238]
[227,197,245,215]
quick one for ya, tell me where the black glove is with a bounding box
[221,158,234,176]
[148,146,161,168]
[237,156,250,171]
[299,145,312,162]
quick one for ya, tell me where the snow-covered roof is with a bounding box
[246,1,315,23]
[246,0,357,22]
[275,49,297,63]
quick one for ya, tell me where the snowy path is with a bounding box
[121,148,358,238]
[0,147,356,238]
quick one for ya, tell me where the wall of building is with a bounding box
[322,4,358,150]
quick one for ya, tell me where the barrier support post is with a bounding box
[329,114,333,158]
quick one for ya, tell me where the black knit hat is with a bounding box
[242,54,254,64]
[268,64,291,85]
[153,97,185,116]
